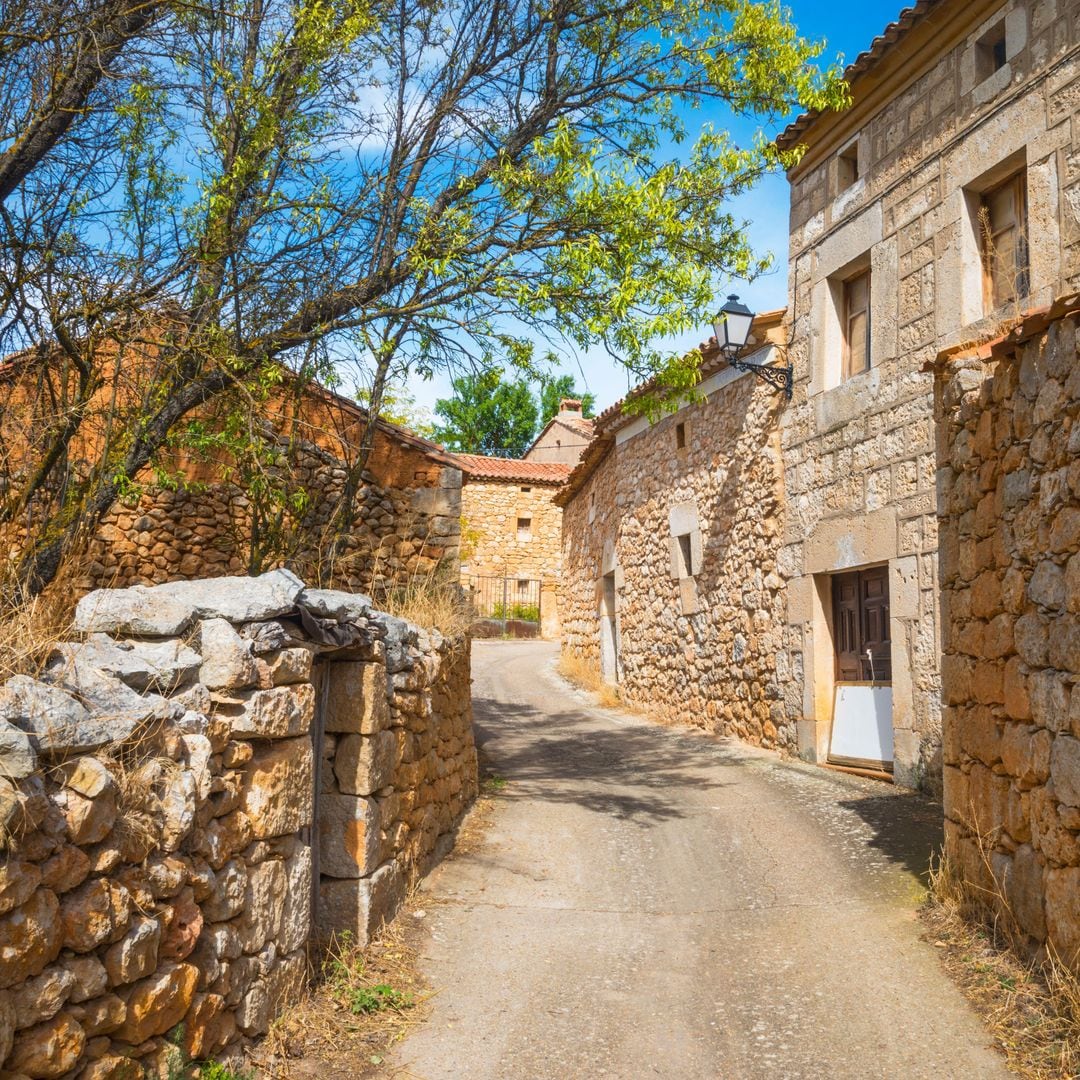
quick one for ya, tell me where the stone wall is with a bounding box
[781,0,1080,790]
[0,570,476,1076]
[559,365,790,748]
[937,306,1080,969]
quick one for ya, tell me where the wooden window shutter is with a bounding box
[982,173,1028,310]
[843,270,871,380]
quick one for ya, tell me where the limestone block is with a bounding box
[318,859,406,944]
[1003,657,1031,721]
[265,648,314,687]
[324,662,390,735]
[1000,724,1052,789]
[1051,736,1080,807]
[237,737,313,840]
[199,618,258,690]
[202,860,248,922]
[320,793,381,878]
[1030,670,1070,732]
[1007,843,1047,941]
[225,684,314,739]
[1031,784,1080,867]
[75,585,196,636]
[182,991,229,1060]
[60,879,132,954]
[1046,866,1080,970]
[1029,561,1066,611]
[69,991,125,1037]
[234,949,306,1037]
[0,859,39,916]
[12,965,76,1027]
[0,988,12,1068]
[0,888,62,989]
[6,1011,85,1078]
[160,769,197,853]
[297,588,372,623]
[1014,613,1049,667]
[1049,614,1080,673]
[79,1054,143,1079]
[55,636,200,694]
[279,845,312,954]
[0,719,36,779]
[116,962,198,1044]
[235,858,286,955]
[334,731,398,796]
[104,916,162,986]
[60,954,107,1003]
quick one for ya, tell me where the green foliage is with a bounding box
[538,376,596,426]
[491,601,540,623]
[347,983,413,1015]
[197,1063,253,1080]
[433,370,539,456]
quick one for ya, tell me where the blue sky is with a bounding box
[409,0,905,417]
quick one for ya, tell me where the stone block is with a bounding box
[280,845,313,954]
[225,684,314,739]
[202,860,248,922]
[234,949,306,1037]
[1046,866,1080,971]
[1008,843,1046,941]
[235,859,286,955]
[12,965,75,1027]
[334,730,398,796]
[199,618,258,690]
[104,916,161,986]
[0,719,36,779]
[298,589,372,623]
[0,988,11,1067]
[75,586,196,636]
[56,636,200,694]
[6,1011,85,1078]
[318,859,406,944]
[116,962,198,1044]
[1029,561,1066,611]
[1003,657,1031,721]
[61,954,108,1003]
[238,737,313,840]
[266,647,314,686]
[60,878,132,954]
[1000,724,1052,789]
[324,662,390,735]
[1030,670,1070,732]
[0,859,38,917]
[0,888,61,989]
[320,793,381,878]
[1051,735,1080,807]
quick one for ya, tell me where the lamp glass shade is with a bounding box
[714,294,754,353]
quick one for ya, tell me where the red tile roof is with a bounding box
[454,454,573,484]
[776,0,944,151]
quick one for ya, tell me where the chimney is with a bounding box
[558,397,583,418]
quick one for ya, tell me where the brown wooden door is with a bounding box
[832,567,892,683]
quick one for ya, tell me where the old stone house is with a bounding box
[457,455,573,639]
[524,397,595,465]
[557,312,790,742]
[0,340,463,599]
[777,0,1080,791]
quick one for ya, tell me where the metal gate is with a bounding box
[468,575,541,638]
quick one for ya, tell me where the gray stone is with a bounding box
[0,719,36,778]
[224,684,314,740]
[319,793,381,878]
[279,846,312,954]
[75,586,196,636]
[11,965,76,1027]
[199,618,258,690]
[1028,561,1066,611]
[0,988,13,1065]
[318,860,405,945]
[369,612,419,673]
[162,568,304,624]
[0,676,89,754]
[334,730,398,796]
[104,916,162,985]
[201,860,248,923]
[235,859,286,954]
[298,588,372,623]
[53,637,200,694]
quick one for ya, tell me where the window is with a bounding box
[976,20,1008,82]
[675,422,687,451]
[676,534,693,579]
[517,578,529,596]
[520,485,531,493]
[516,516,531,540]
[842,269,871,379]
[837,142,859,192]
[980,172,1028,310]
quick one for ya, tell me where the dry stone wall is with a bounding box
[937,310,1080,968]
[0,570,475,1077]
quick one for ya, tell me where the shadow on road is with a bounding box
[472,694,751,826]
[837,790,944,886]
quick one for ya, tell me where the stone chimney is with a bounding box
[558,397,583,418]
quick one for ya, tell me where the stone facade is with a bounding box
[558,316,791,747]
[937,300,1080,969]
[780,0,1080,791]
[457,457,572,639]
[0,570,476,1075]
[524,400,595,465]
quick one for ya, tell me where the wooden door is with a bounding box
[832,567,891,683]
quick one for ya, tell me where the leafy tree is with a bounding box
[433,371,539,457]
[0,0,847,594]
[538,376,597,427]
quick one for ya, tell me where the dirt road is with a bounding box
[391,640,1005,1080]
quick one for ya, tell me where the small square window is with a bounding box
[517,579,529,596]
[976,20,1008,82]
[520,486,531,493]
[675,422,687,451]
[838,142,859,192]
[516,516,532,540]
[842,269,871,379]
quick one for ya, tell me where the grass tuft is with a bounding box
[557,649,623,708]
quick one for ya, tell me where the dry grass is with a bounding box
[557,649,624,709]
[376,569,472,641]
[923,844,1080,1078]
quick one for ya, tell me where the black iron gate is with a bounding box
[468,575,541,637]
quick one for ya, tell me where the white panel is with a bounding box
[830,684,894,764]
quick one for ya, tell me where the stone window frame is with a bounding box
[835,136,863,197]
[965,6,1026,105]
[668,502,703,616]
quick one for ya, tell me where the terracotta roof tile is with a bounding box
[455,454,573,484]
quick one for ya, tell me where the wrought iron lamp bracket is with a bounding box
[724,351,794,400]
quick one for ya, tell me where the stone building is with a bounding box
[935,297,1080,969]
[0,343,463,599]
[457,455,572,638]
[557,312,792,744]
[777,0,1080,791]
[524,398,595,465]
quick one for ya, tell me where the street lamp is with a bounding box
[712,294,793,400]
